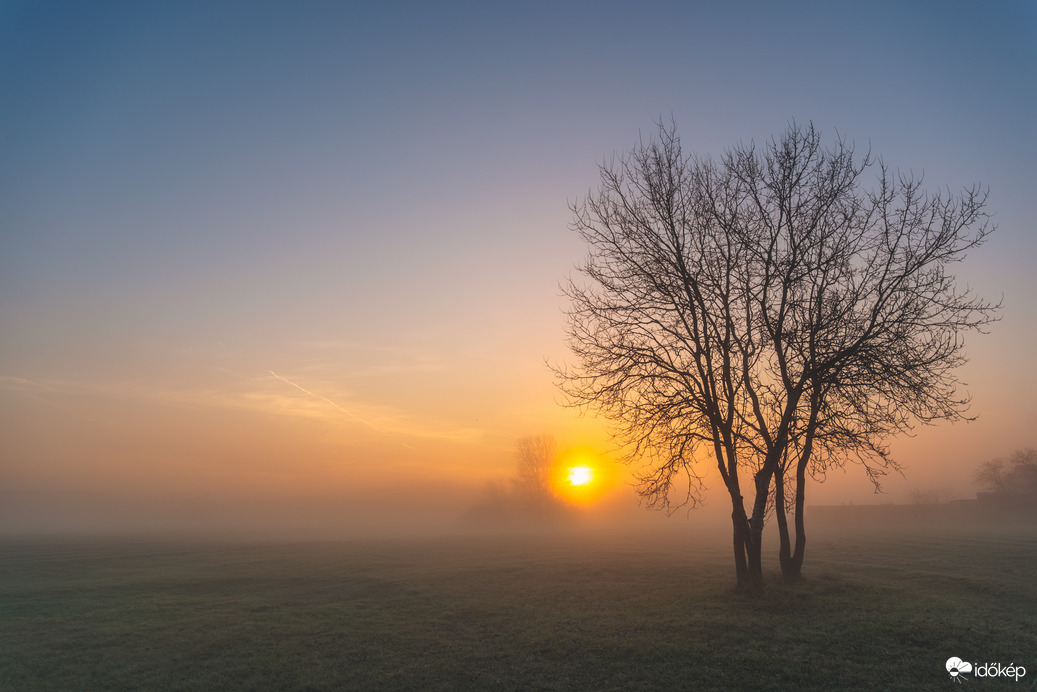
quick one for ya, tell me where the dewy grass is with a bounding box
[1,524,1034,691]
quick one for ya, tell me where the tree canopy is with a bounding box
[557,121,999,588]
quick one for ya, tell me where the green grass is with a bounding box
[1,524,1035,690]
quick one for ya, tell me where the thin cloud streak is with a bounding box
[268,369,385,432]
[2,371,482,448]
[267,370,415,449]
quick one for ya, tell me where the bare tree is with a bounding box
[974,457,1010,494]
[908,486,941,506]
[513,435,559,514]
[974,447,1037,495]
[556,121,999,588]
[464,476,515,524]
[465,436,564,523]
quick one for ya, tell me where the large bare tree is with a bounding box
[557,121,999,588]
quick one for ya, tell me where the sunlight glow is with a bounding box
[568,466,594,486]
[549,447,616,505]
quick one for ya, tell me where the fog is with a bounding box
[2,376,1031,542]
[2,375,1032,542]
[5,454,1032,545]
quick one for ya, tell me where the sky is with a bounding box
[2,0,1035,535]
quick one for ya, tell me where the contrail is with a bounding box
[267,370,415,449]
[268,370,384,431]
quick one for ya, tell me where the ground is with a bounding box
[2,521,1034,690]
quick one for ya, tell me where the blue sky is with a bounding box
[1,0,1034,531]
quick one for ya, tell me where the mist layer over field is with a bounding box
[2,520,1034,690]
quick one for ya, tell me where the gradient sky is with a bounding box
[2,1,1035,533]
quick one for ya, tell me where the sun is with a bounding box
[550,448,614,505]
[567,465,594,486]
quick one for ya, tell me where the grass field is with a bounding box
[2,522,1035,691]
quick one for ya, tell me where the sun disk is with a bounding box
[568,466,594,486]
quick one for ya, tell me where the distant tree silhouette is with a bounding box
[974,457,1011,495]
[465,477,514,524]
[974,447,1037,497]
[465,435,566,524]
[908,486,941,506]
[556,121,999,588]
[513,435,559,514]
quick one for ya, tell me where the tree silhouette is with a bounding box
[974,457,1011,495]
[465,436,565,524]
[557,121,999,588]
[974,448,1037,496]
[513,434,559,514]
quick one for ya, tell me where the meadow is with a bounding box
[2,521,1035,691]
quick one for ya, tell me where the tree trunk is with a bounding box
[720,442,752,589]
[731,507,749,588]
[787,386,819,579]
[744,468,773,590]
[788,457,808,577]
[774,469,792,577]
[745,519,764,591]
